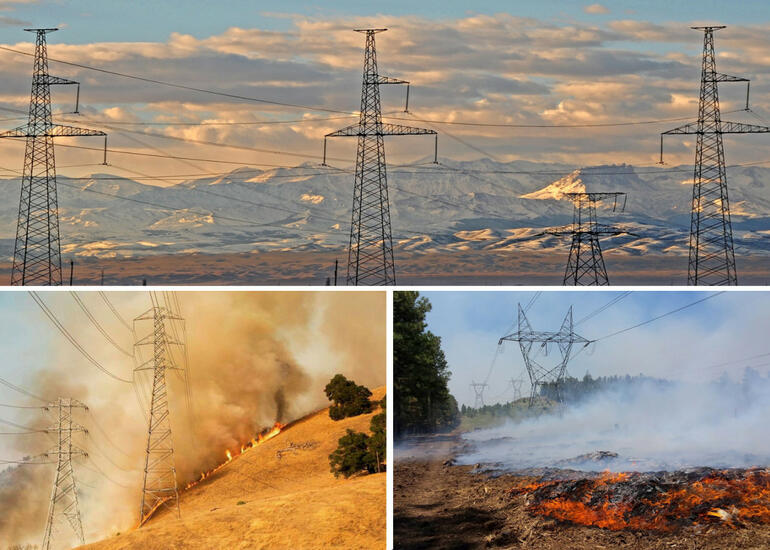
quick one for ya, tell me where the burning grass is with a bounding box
[184,422,285,491]
[136,422,287,527]
[510,468,770,532]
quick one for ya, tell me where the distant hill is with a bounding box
[2,159,770,261]
[79,387,385,550]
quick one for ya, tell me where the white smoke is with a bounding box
[457,372,770,472]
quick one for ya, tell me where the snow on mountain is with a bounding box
[0,159,769,260]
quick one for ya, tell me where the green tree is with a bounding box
[329,429,373,478]
[324,374,373,420]
[394,291,460,437]
[367,397,386,473]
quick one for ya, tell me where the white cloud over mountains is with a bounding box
[0,14,767,177]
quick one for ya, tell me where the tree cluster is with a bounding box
[329,396,386,478]
[394,291,460,438]
[324,373,374,420]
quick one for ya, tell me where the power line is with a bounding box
[594,292,725,341]
[70,292,133,356]
[385,110,746,129]
[575,292,632,326]
[60,113,359,126]
[0,45,354,115]
[0,375,48,403]
[0,416,43,432]
[99,292,133,332]
[86,410,134,459]
[29,292,133,383]
[80,458,133,489]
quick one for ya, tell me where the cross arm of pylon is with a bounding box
[499,330,591,345]
[374,75,408,85]
[45,422,88,437]
[324,123,438,164]
[663,121,770,134]
[659,121,770,164]
[539,224,635,237]
[43,444,88,458]
[712,73,749,83]
[0,123,108,165]
[46,399,88,410]
[325,122,436,137]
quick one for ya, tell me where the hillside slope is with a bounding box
[80,387,385,550]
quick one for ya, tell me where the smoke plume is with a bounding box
[0,290,385,548]
[457,372,770,473]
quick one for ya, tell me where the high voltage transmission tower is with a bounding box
[661,26,770,286]
[0,28,107,286]
[510,377,524,401]
[42,397,88,550]
[470,381,488,408]
[324,28,437,286]
[546,192,628,286]
[499,304,590,406]
[134,299,185,526]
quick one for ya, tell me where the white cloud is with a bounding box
[584,3,610,14]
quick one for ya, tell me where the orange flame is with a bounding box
[512,469,770,532]
[183,422,286,491]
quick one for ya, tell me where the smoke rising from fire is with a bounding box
[458,373,770,473]
[0,291,385,547]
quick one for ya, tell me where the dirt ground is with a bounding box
[79,388,386,550]
[7,249,770,285]
[394,433,770,550]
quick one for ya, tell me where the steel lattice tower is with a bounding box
[499,304,591,406]
[135,299,184,526]
[546,192,628,286]
[470,381,488,408]
[662,26,770,286]
[42,397,88,550]
[0,28,106,286]
[324,29,437,286]
[510,378,524,401]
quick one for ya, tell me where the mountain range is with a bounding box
[1,158,769,260]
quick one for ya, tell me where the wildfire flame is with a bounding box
[511,469,770,531]
[184,422,286,491]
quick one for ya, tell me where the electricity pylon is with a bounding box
[499,304,591,406]
[510,378,524,401]
[324,28,437,286]
[135,296,184,526]
[661,26,770,286]
[546,192,628,286]
[0,28,107,286]
[42,397,88,550]
[470,381,488,409]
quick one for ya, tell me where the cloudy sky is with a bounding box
[421,290,770,407]
[0,1,767,185]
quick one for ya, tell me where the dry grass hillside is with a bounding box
[80,387,385,550]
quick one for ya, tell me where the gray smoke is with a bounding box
[457,372,770,473]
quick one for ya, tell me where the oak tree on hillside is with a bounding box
[324,374,373,420]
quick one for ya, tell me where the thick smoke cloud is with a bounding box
[0,290,385,548]
[457,373,770,473]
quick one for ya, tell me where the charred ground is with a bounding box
[394,433,770,550]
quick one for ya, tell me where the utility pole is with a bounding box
[546,192,628,285]
[324,29,437,286]
[42,397,88,550]
[661,26,770,286]
[134,295,184,526]
[499,304,591,407]
[0,28,107,286]
[470,381,488,409]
